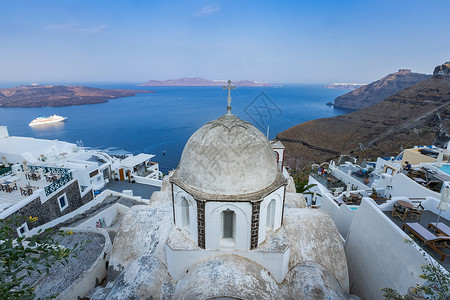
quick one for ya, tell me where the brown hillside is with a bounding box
[277,75,450,170]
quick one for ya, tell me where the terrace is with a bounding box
[310,172,346,193]
[384,203,450,271]
[0,165,72,212]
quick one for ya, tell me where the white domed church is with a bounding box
[94,82,352,299]
[171,112,287,251]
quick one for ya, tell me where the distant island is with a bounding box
[323,83,366,90]
[139,77,271,87]
[0,85,154,108]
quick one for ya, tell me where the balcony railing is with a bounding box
[44,172,73,196]
[29,165,70,175]
[0,166,12,177]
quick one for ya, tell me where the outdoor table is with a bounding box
[24,185,35,195]
[392,200,413,221]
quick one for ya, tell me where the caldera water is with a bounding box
[0,84,350,173]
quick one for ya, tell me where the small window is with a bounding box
[57,194,68,211]
[180,197,190,232]
[17,223,29,237]
[222,210,235,239]
[266,199,276,230]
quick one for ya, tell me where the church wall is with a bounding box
[204,201,252,250]
[165,243,290,283]
[273,148,285,170]
[173,185,198,244]
[258,186,284,245]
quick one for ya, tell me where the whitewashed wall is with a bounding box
[390,173,440,199]
[77,203,129,228]
[205,201,252,250]
[165,243,290,283]
[332,168,369,190]
[344,199,448,299]
[319,193,357,238]
[258,186,284,245]
[173,185,198,244]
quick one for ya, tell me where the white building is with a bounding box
[0,125,161,236]
[94,87,351,299]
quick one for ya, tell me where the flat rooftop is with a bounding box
[100,179,160,199]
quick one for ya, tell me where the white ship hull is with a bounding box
[29,115,67,126]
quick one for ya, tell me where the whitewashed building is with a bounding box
[96,85,350,299]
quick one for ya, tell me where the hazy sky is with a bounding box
[1,0,449,84]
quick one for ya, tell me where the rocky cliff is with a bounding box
[434,61,450,76]
[277,63,450,170]
[333,69,431,110]
[139,77,271,87]
[0,85,153,107]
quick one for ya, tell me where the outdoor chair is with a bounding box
[392,203,407,220]
[352,170,365,177]
[409,203,424,221]
[402,222,450,262]
[428,223,450,237]
[370,193,388,204]
[424,180,441,192]
[333,187,344,196]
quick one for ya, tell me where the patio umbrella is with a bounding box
[22,160,29,172]
[436,153,444,168]
[435,184,450,227]
[346,183,351,197]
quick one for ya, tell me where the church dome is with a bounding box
[176,114,278,196]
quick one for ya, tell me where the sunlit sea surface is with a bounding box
[0,83,350,173]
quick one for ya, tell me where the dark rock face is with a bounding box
[277,74,450,170]
[333,69,431,110]
[433,62,450,77]
[0,85,154,107]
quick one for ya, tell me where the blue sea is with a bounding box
[0,84,350,173]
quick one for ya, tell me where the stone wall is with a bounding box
[5,180,93,236]
[250,202,260,250]
[197,200,205,249]
[81,189,94,205]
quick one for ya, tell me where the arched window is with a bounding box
[274,151,280,163]
[222,209,235,240]
[181,197,190,232]
[266,199,276,230]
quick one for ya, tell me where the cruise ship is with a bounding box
[28,115,67,126]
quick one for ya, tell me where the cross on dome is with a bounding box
[222,80,236,115]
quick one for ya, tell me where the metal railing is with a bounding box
[0,166,12,177]
[29,165,70,175]
[44,172,73,196]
